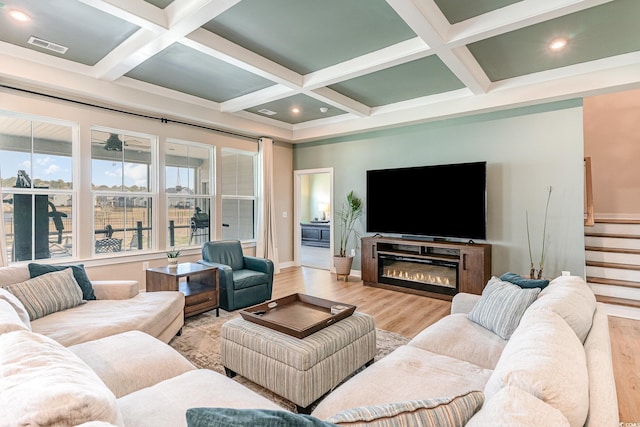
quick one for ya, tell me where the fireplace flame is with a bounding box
[382,268,454,288]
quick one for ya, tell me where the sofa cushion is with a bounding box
[186,408,336,427]
[0,264,30,287]
[466,386,570,426]
[311,345,493,421]
[117,370,283,427]
[5,268,85,320]
[70,330,196,398]
[499,272,550,289]
[528,275,596,343]
[325,390,484,427]
[484,308,588,427]
[28,262,96,300]
[31,291,184,346]
[467,277,540,339]
[408,313,507,369]
[0,287,31,330]
[0,330,123,426]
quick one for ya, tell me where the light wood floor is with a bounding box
[273,266,639,423]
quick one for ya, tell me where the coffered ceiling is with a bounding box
[1,0,639,143]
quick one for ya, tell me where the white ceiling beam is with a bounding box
[221,85,298,113]
[386,0,489,94]
[91,0,240,81]
[449,0,615,46]
[304,38,431,90]
[307,87,372,117]
[76,0,167,31]
[184,29,303,88]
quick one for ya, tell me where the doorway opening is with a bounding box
[294,168,333,271]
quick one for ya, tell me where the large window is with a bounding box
[91,129,155,255]
[165,140,214,249]
[221,149,256,242]
[0,115,74,262]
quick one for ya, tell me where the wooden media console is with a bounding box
[361,236,491,301]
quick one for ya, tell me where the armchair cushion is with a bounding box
[233,270,270,290]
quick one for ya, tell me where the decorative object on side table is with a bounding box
[166,247,181,269]
[334,190,363,281]
[526,186,552,279]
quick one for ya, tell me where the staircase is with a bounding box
[585,219,640,319]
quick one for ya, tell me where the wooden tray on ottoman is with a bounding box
[239,293,356,338]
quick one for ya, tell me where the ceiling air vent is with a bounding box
[257,109,277,116]
[28,36,68,54]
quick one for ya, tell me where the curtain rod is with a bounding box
[1,84,260,142]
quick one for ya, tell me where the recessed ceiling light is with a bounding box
[320,107,328,113]
[9,9,31,22]
[291,107,300,114]
[549,37,568,51]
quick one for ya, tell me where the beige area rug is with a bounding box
[169,309,410,412]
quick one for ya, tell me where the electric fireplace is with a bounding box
[378,254,458,296]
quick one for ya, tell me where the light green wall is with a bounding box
[293,100,586,278]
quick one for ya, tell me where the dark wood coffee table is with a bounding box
[146,262,219,318]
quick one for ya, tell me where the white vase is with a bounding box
[167,258,178,269]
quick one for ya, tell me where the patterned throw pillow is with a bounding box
[28,263,96,300]
[467,277,540,340]
[5,268,85,320]
[325,391,484,427]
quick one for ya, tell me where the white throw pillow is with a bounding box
[467,277,540,339]
[466,386,570,426]
[4,268,84,320]
[0,330,123,426]
[529,275,596,343]
[0,287,31,330]
[484,308,589,427]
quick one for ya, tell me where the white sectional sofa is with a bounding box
[312,275,620,426]
[0,264,184,345]
[0,263,620,426]
[0,263,283,426]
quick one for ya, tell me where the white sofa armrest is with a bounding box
[91,280,139,300]
[451,292,481,315]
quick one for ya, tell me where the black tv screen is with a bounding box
[366,161,487,240]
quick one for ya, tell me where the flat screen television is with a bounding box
[366,161,487,240]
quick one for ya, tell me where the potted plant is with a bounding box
[166,247,181,269]
[334,191,363,281]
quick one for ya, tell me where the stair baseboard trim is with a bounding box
[594,214,640,221]
[601,303,640,320]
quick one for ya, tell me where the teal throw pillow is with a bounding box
[28,263,96,300]
[186,408,337,427]
[500,272,549,289]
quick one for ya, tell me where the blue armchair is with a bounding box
[199,240,274,311]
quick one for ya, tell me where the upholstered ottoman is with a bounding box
[221,312,376,413]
